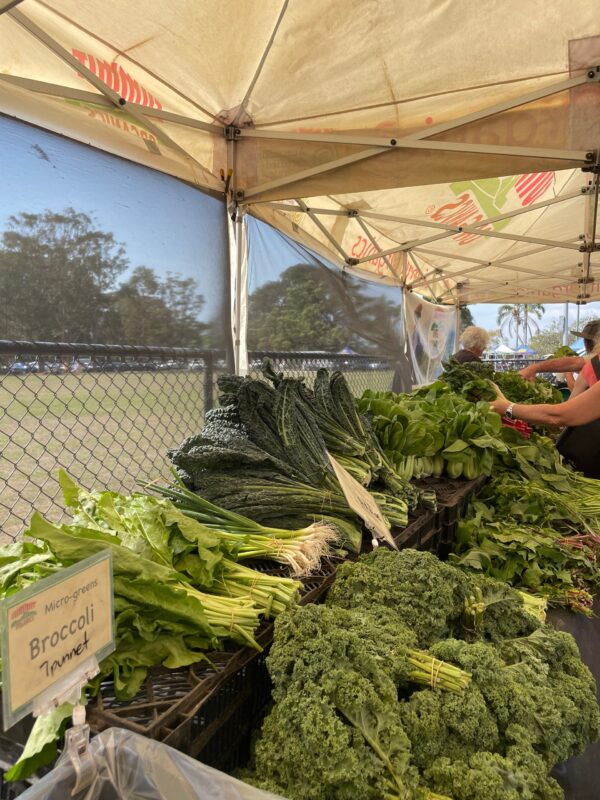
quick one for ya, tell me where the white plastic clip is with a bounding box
[65,704,96,796]
[371,537,379,550]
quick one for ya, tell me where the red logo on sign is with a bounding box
[72,50,162,110]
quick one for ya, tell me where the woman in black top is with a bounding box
[452,326,490,364]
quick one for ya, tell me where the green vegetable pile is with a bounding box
[169,367,435,551]
[442,360,562,406]
[358,381,508,480]
[360,371,600,608]
[244,550,600,800]
[453,432,600,613]
[552,346,578,358]
[2,470,334,780]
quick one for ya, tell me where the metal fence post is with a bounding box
[204,353,214,412]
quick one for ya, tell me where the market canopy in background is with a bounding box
[0,0,599,304]
[493,344,516,355]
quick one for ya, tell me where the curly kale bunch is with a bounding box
[250,673,423,800]
[327,549,539,647]
[245,551,599,800]
[326,549,471,646]
[424,744,563,800]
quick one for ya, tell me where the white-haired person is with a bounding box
[451,326,490,364]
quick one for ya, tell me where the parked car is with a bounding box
[9,361,32,375]
[45,361,67,374]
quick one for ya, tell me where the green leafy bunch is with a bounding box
[359,382,507,481]
[245,550,598,799]
[441,360,562,406]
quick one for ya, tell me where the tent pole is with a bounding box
[563,303,569,346]
[239,70,599,149]
[235,210,245,375]
[455,304,461,353]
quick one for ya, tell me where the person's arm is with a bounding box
[570,371,589,398]
[519,356,586,381]
[491,380,600,427]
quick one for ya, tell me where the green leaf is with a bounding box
[442,439,470,454]
[5,701,74,781]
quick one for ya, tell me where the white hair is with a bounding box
[461,326,490,353]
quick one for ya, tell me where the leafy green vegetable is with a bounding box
[359,382,505,481]
[169,370,421,549]
[245,550,599,800]
[4,701,75,782]
[441,360,562,406]
[3,473,313,780]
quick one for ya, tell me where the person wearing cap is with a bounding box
[518,320,600,384]
[451,326,490,364]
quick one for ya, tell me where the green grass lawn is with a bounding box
[0,368,394,542]
[0,370,208,541]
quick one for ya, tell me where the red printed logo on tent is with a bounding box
[427,173,553,246]
[72,50,162,110]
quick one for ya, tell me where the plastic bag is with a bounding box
[18,727,286,800]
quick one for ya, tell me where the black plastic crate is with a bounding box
[0,739,34,800]
[414,476,487,560]
[393,510,437,550]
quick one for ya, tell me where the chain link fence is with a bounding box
[247,351,396,395]
[0,341,222,541]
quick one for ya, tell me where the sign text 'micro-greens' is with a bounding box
[1,550,114,728]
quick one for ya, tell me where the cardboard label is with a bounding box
[1,551,114,728]
[327,453,397,549]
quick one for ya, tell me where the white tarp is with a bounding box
[0,0,599,303]
[404,291,457,385]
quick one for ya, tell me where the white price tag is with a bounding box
[327,453,397,549]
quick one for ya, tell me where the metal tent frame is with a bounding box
[1,3,600,370]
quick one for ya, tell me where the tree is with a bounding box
[0,208,208,347]
[115,267,207,346]
[529,313,595,355]
[248,263,404,355]
[459,305,474,332]
[496,304,545,348]
[0,209,128,341]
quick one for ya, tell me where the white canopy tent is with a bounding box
[0,0,599,367]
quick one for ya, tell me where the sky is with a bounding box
[471,301,600,336]
[0,114,228,319]
[2,113,599,344]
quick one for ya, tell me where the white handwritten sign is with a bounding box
[327,453,397,549]
[1,550,114,729]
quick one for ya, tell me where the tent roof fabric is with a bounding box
[1,0,599,303]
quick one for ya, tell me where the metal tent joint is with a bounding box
[224,126,242,141]
[586,66,600,81]
[346,257,359,267]
[347,209,359,218]
[579,243,600,252]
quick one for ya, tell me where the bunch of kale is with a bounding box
[244,550,600,800]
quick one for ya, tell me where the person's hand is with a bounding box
[489,381,507,401]
[490,398,510,415]
[519,365,537,382]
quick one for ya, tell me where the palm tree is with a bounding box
[496,304,545,348]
